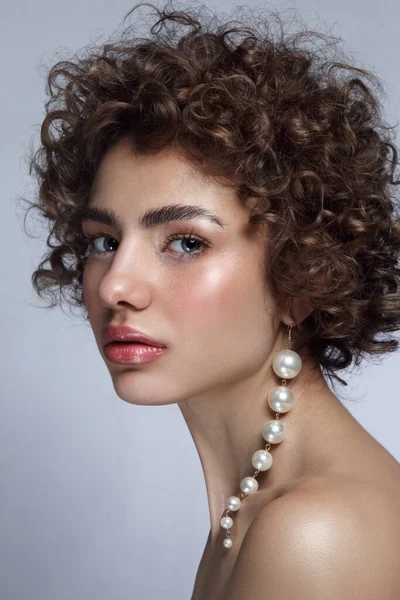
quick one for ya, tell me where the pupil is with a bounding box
[105,238,117,251]
[183,237,199,252]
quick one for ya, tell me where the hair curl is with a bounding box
[21,1,400,393]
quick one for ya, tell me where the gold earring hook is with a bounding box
[286,319,295,349]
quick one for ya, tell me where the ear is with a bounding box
[281,295,313,328]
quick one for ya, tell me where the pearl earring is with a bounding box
[220,319,302,549]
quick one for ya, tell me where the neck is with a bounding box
[178,338,347,548]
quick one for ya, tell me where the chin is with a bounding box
[109,371,181,407]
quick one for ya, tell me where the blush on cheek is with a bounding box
[172,263,247,326]
[174,252,274,357]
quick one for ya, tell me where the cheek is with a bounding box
[163,254,277,388]
[168,255,270,341]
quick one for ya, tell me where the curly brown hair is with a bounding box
[21,1,400,392]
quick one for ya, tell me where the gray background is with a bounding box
[1,1,399,599]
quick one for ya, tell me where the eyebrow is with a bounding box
[79,204,226,230]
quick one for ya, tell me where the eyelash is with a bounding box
[81,230,210,260]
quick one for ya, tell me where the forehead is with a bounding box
[91,138,212,195]
[88,137,248,224]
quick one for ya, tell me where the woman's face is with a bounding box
[82,136,284,406]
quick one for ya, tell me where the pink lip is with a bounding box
[104,342,167,365]
[102,324,166,348]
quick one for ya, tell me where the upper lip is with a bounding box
[102,324,167,348]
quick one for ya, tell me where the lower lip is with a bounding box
[104,343,168,364]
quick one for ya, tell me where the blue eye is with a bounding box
[82,231,210,260]
[165,233,208,258]
[85,234,118,255]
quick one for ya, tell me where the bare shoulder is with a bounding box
[225,478,400,600]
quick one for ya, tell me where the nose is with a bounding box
[96,243,153,310]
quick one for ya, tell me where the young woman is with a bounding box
[24,3,400,598]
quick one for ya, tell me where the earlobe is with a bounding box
[281,295,313,328]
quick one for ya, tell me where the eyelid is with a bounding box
[81,221,213,240]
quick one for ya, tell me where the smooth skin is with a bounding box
[82,136,400,600]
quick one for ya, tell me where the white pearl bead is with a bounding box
[268,385,295,413]
[252,449,273,471]
[272,349,302,379]
[262,419,285,443]
[223,538,233,548]
[221,516,233,529]
[226,496,241,511]
[240,476,259,495]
